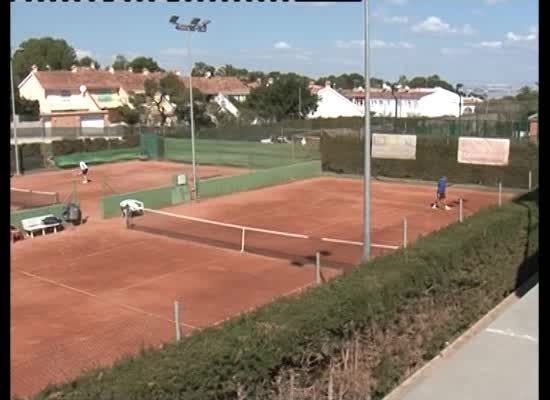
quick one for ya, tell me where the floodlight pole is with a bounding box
[362,0,371,262]
[187,31,197,197]
[10,49,21,176]
[170,16,210,198]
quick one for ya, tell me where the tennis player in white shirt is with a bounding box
[79,160,89,184]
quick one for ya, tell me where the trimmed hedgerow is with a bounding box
[31,190,538,400]
[51,135,140,157]
[320,133,539,189]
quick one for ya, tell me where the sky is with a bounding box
[11,0,538,93]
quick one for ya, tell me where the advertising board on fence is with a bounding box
[372,133,417,160]
[457,137,510,166]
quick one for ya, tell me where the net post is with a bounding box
[402,217,408,249]
[315,252,321,284]
[174,301,181,341]
[528,170,532,191]
[240,228,246,253]
[459,198,464,222]
[498,181,502,207]
[124,205,131,229]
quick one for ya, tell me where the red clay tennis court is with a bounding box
[10,160,248,218]
[10,176,516,397]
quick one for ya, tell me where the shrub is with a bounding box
[31,190,538,400]
[320,134,539,189]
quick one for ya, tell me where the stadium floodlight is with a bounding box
[362,0,371,262]
[11,47,23,176]
[169,16,211,198]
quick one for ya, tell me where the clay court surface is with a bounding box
[11,175,515,397]
[10,160,248,217]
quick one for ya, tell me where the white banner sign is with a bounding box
[457,137,510,166]
[372,133,417,160]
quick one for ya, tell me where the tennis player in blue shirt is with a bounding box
[432,176,451,210]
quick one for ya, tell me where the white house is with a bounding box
[341,86,478,118]
[17,67,250,130]
[213,93,240,117]
[308,83,363,119]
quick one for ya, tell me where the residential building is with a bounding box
[462,96,483,114]
[528,113,538,142]
[307,82,363,119]
[340,86,479,118]
[189,73,250,103]
[18,67,250,129]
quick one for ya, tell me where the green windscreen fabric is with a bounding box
[54,147,142,168]
[197,161,322,199]
[163,138,320,169]
[140,133,164,159]
[100,186,174,218]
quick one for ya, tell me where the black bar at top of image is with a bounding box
[295,0,362,3]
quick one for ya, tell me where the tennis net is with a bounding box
[127,208,400,270]
[11,188,60,209]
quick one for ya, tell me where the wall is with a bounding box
[18,74,47,113]
[45,90,100,113]
[418,88,460,117]
[214,93,240,117]
[309,87,363,119]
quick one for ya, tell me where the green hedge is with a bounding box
[197,161,322,199]
[321,134,539,189]
[54,147,143,168]
[32,189,538,400]
[52,135,140,157]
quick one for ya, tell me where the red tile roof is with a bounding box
[185,76,250,96]
[33,70,163,92]
[32,70,249,96]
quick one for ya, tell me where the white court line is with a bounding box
[15,269,198,330]
[485,328,538,343]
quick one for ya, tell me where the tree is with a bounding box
[370,77,384,88]
[247,71,266,83]
[12,37,78,83]
[78,56,100,69]
[11,90,40,121]
[406,75,454,91]
[245,73,318,122]
[129,56,163,73]
[216,64,249,78]
[130,73,212,129]
[397,75,408,86]
[191,61,215,77]
[112,55,130,71]
[116,104,141,126]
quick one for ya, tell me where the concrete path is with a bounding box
[385,283,538,400]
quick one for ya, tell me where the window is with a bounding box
[60,90,71,102]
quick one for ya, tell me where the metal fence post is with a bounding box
[241,228,246,252]
[498,181,502,208]
[459,198,464,222]
[403,217,408,249]
[528,170,532,191]
[315,252,321,284]
[174,301,181,341]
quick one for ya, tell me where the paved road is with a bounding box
[386,284,538,400]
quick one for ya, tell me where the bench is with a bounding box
[21,214,62,238]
